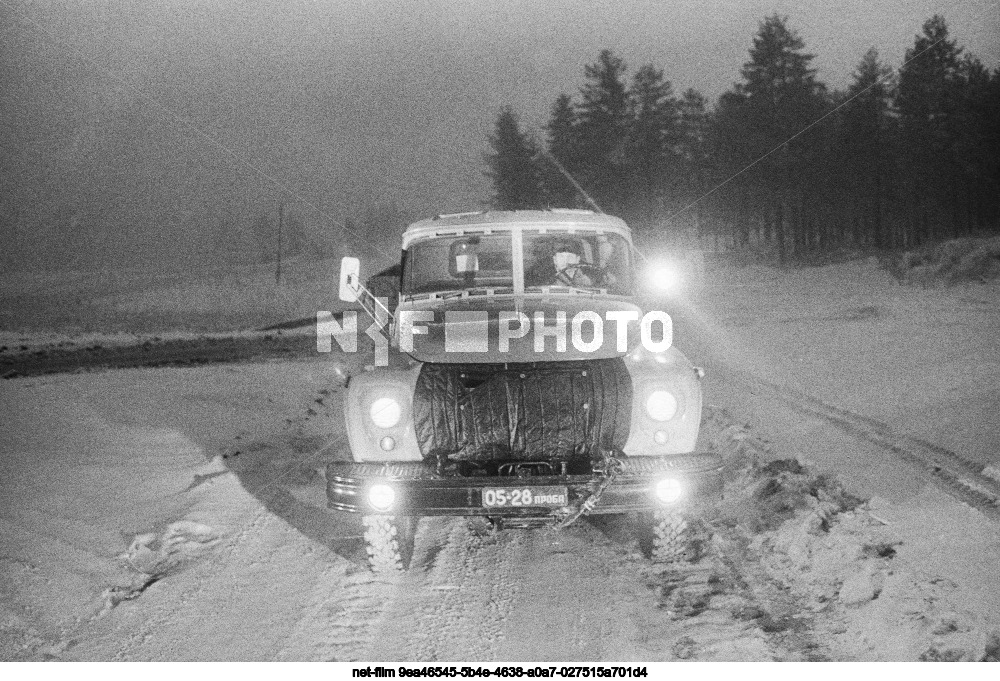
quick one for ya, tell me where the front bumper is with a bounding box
[326,454,723,517]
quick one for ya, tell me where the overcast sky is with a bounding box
[3,0,999,258]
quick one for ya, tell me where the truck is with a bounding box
[327,209,723,572]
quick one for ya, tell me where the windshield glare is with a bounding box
[402,230,634,295]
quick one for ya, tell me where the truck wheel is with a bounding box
[362,515,416,573]
[638,510,690,563]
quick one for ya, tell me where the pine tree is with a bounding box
[896,16,964,133]
[485,107,545,210]
[951,59,1000,232]
[626,64,679,228]
[576,50,631,212]
[542,94,581,208]
[840,48,895,247]
[712,15,829,259]
[676,88,711,241]
[895,15,966,243]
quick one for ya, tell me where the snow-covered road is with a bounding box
[2,257,999,661]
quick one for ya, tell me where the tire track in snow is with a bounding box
[274,565,399,661]
[360,517,520,661]
[492,517,787,661]
[714,366,1000,518]
[355,509,794,661]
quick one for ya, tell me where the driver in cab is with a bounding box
[525,238,603,288]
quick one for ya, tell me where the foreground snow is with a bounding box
[2,360,998,661]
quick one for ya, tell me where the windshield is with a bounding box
[401,230,634,296]
[402,233,514,294]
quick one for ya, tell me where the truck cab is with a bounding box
[327,209,722,571]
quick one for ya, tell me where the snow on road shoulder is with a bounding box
[0,326,315,358]
[0,359,355,660]
[686,256,1000,469]
[0,254,368,334]
[687,408,1000,661]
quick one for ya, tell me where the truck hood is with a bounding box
[395,295,645,363]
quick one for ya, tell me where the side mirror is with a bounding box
[339,256,361,302]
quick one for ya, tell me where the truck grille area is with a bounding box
[412,358,632,463]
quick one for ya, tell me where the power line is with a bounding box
[528,132,605,214]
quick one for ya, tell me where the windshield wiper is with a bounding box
[524,285,605,296]
[404,287,504,301]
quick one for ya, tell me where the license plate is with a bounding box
[481,486,569,508]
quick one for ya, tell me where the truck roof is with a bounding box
[402,209,631,248]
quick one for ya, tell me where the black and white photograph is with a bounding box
[1,0,999,665]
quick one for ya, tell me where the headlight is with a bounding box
[368,483,396,511]
[646,390,678,421]
[655,478,684,504]
[369,397,402,428]
[648,263,681,293]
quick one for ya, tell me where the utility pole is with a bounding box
[276,199,284,286]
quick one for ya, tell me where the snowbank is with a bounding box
[892,235,1000,287]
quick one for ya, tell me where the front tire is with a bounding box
[638,509,690,563]
[362,515,417,573]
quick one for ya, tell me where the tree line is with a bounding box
[485,15,1000,260]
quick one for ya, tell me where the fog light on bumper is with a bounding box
[368,483,396,511]
[655,478,684,504]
